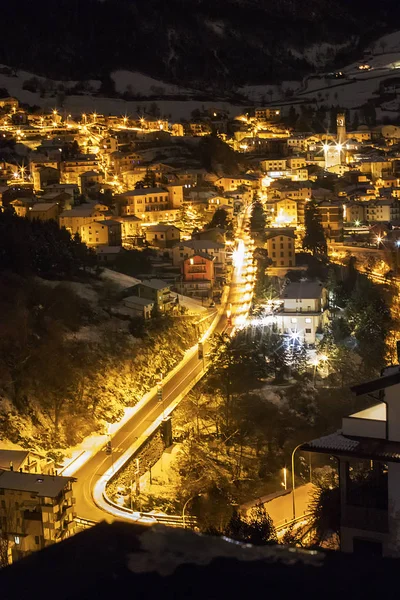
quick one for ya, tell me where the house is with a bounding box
[192,227,227,245]
[114,215,142,243]
[32,166,60,192]
[120,295,154,319]
[0,450,54,475]
[60,156,99,184]
[145,224,181,249]
[266,197,298,227]
[176,252,216,298]
[95,246,123,264]
[265,228,296,268]
[80,220,122,247]
[0,470,76,563]
[365,199,400,223]
[215,175,258,192]
[133,279,174,312]
[255,107,281,121]
[274,281,328,345]
[59,205,111,234]
[302,365,400,557]
[316,201,344,241]
[172,240,226,275]
[78,170,104,194]
[27,203,59,221]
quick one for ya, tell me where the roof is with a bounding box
[95,220,121,227]
[176,240,225,250]
[350,367,400,396]
[185,251,215,261]
[30,203,58,211]
[60,207,98,217]
[138,278,170,290]
[121,187,167,197]
[281,281,324,300]
[302,431,400,463]
[123,296,154,307]
[145,224,180,232]
[266,228,296,240]
[0,450,29,471]
[0,470,74,497]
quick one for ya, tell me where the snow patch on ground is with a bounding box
[291,41,355,68]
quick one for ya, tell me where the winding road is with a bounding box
[73,221,254,522]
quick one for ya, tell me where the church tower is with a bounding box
[336,113,346,145]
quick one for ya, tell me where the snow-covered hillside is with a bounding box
[0,66,244,121]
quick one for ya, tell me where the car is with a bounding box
[359,64,371,71]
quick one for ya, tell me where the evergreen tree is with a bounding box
[250,200,266,234]
[303,200,327,256]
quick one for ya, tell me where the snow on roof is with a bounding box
[100,268,140,288]
[30,202,58,211]
[281,281,324,300]
[123,296,154,307]
[139,278,170,290]
[0,470,74,497]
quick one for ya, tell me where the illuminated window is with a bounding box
[305,318,311,323]
[291,318,297,323]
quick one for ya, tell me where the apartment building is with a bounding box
[303,365,400,557]
[274,281,328,345]
[265,228,296,268]
[80,220,122,247]
[60,156,99,184]
[0,470,76,564]
[118,188,169,217]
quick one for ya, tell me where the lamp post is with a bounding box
[182,493,203,528]
[291,443,304,520]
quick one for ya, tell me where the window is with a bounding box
[280,243,284,249]
[280,252,284,257]
[35,535,40,545]
[272,252,276,257]
[305,328,311,333]
[291,318,297,323]
[288,251,292,257]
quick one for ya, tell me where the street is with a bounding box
[74,213,255,522]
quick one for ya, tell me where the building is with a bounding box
[120,295,154,319]
[316,201,344,241]
[0,450,53,475]
[27,203,59,221]
[80,220,122,247]
[365,199,400,223]
[133,279,175,312]
[172,240,226,275]
[255,107,281,121]
[59,205,110,235]
[265,229,296,267]
[95,246,123,264]
[0,470,76,563]
[114,215,142,244]
[144,224,181,249]
[274,281,328,345]
[177,252,216,298]
[117,188,169,217]
[60,156,99,184]
[303,365,400,557]
[267,197,298,227]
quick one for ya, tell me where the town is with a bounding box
[2,83,400,570]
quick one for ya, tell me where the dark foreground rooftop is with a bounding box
[1,521,400,599]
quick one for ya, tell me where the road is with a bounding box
[73,219,255,522]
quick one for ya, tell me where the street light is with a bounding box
[182,493,203,528]
[291,443,304,520]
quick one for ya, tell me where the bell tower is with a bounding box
[336,112,346,145]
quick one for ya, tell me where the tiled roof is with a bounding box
[302,431,400,462]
